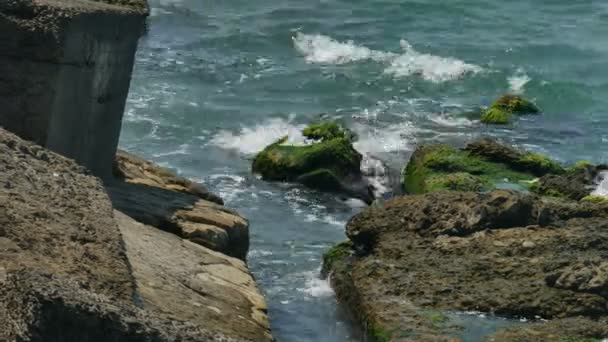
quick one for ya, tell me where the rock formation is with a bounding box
[0,0,146,179]
[0,128,273,341]
[324,189,608,341]
[252,121,374,203]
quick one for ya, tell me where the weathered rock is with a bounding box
[108,150,249,260]
[0,128,273,341]
[480,94,540,125]
[116,211,273,341]
[0,0,146,179]
[530,162,608,200]
[325,189,608,341]
[252,122,374,203]
[487,317,608,342]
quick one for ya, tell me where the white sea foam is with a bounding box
[384,40,483,82]
[591,171,608,197]
[292,32,394,64]
[298,272,335,298]
[508,69,531,94]
[210,117,306,155]
[429,114,475,127]
[293,33,482,82]
[352,122,415,154]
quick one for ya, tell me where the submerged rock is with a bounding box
[323,189,608,341]
[403,138,564,195]
[252,121,374,203]
[480,94,540,125]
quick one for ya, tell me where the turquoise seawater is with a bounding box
[120,1,608,341]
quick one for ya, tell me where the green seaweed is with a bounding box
[252,136,361,182]
[568,160,594,174]
[580,195,608,203]
[302,121,350,141]
[403,145,533,194]
[367,321,392,342]
[518,152,565,175]
[322,241,353,273]
[481,94,540,125]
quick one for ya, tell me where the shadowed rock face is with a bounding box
[0,128,273,341]
[0,0,146,179]
[325,190,608,341]
[108,150,250,260]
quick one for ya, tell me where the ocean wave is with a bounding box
[298,271,335,298]
[591,171,608,197]
[293,32,482,82]
[210,117,306,155]
[507,68,531,94]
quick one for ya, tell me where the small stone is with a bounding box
[522,241,536,248]
[493,241,507,247]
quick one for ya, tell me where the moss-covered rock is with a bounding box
[581,195,608,203]
[302,121,350,141]
[322,241,353,276]
[252,122,373,203]
[403,138,565,195]
[481,94,540,125]
[530,162,605,201]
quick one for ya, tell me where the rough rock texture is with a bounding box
[531,162,608,200]
[116,211,272,341]
[0,128,272,341]
[403,138,564,195]
[252,122,374,203]
[108,150,250,260]
[326,189,608,341]
[0,0,146,178]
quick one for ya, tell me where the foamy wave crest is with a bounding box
[591,171,608,197]
[211,117,306,155]
[293,33,482,82]
[292,32,394,64]
[298,272,335,298]
[384,40,483,82]
[508,69,531,94]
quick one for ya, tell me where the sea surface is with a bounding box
[119,0,608,341]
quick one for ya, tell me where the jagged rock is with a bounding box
[324,189,608,341]
[530,162,608,200]
[0,128,272,341]
[108,150,249,260]
[252,121,374,203]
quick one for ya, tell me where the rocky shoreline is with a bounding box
[320,137,608,342]
[0,127,273,341]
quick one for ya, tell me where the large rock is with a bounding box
[108,150,249,260]
[0,128,272,341]
[324,189,608,341]
[116,211,273,341]
[0,0,146,179]
[403,138,564,195]
[252,121,374,203]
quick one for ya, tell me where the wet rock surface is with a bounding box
[325,189,608,341]
[252,121,374,203]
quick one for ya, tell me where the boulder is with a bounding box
[0,128,273,341]
[108,150,249,260]
[530,162,608,201]
[480,94,540,125]
[252,122,374,203]
[403,138,564,195]
[324,189,608,341]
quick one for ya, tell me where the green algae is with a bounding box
[580,195,608,203]
[322,241,353,274]
[403,144,533,194]
[252,136,361,182]
[481,94,540,125]
[302,121,350,141]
